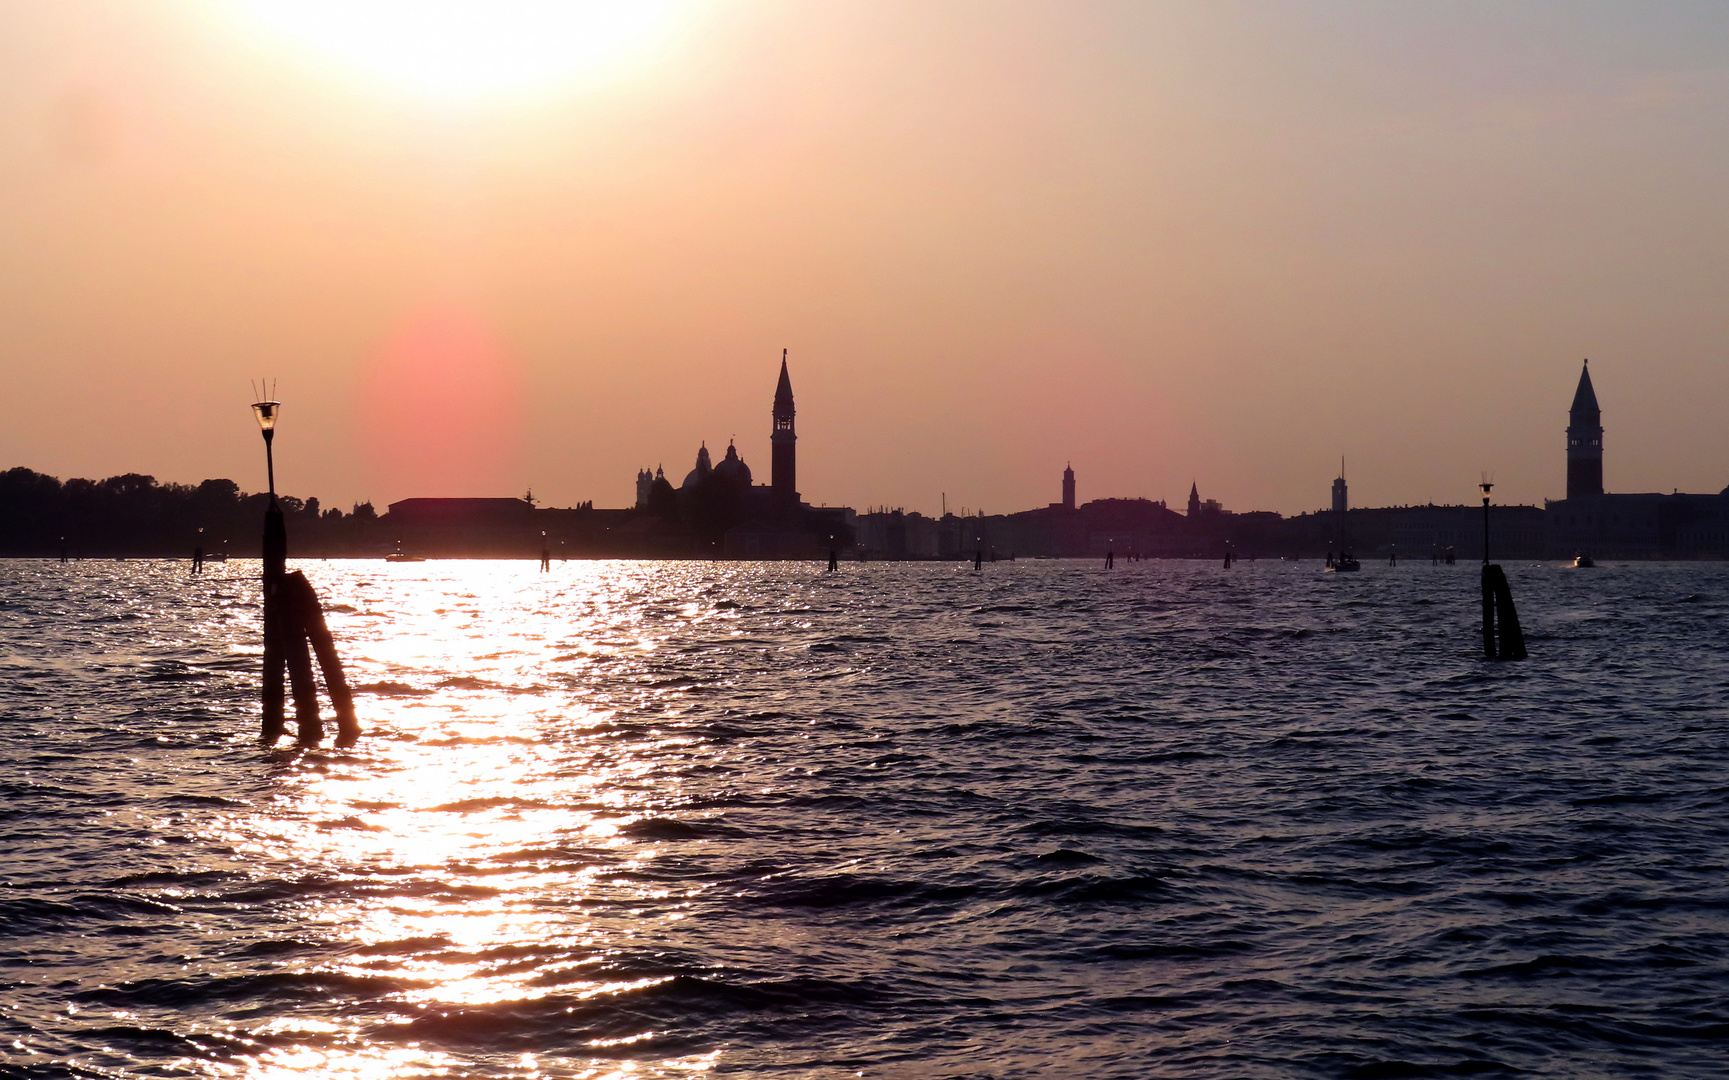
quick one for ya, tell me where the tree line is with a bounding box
[0,467,378,557]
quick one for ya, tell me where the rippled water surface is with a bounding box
[2,557,1727,1078]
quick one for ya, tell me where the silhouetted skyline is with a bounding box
[2,3,1728,515]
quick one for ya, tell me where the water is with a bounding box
[2,557,1727,1078]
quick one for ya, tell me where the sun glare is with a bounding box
[232,0,682,104]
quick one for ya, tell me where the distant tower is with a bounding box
[1062,463,1076,511]
[635,468,653,509]
[1187,481,1201,518]
[1332,458,1348,515]
[772,349,798,510]
[1567,360,1603,499]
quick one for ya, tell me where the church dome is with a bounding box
[713,441,752,485]
[682,443,713,490]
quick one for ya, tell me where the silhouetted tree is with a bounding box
[0,465,374,556]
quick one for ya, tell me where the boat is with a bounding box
[385,541,425,563]
[1571,553,1595,568]
[1327,553,1361,573]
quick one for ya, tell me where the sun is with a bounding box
[231,0,683,104]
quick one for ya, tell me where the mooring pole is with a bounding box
[289,571,360,747]
[283,586,322,744]
[1480,480,1494,659]
[250,393,364,746]
[253,395,288,743]
[1475,480,1527,661]
[261,500,288,742]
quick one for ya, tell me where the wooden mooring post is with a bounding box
[253,391,361,748]
[1478,480,1527,662]
[261,503,288,743]
[261,502,361,748]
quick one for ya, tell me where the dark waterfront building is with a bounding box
[1545,361,1729,559]
[1061,463,1076,511]
[385,497,535,556]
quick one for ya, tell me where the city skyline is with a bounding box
[2,3,1728,516]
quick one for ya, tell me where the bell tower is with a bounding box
[771,349,798,510]
[1566,360,1603,499]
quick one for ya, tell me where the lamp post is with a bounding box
[1479,480,1493,565]
[251,398,281,501]
[252,396,288,739]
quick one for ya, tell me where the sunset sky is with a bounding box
[2,1,1726,516]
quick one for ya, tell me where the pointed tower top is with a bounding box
[1571,360,1600,416]
[774,349,795,413]
[1189,480,1199,498]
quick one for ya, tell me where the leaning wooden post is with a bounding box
[1488,565,1527,661]
[288,570,361,748]
[261,501,289,744]
[283,580,322,745]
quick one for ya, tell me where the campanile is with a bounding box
[1567,361,1604,499]
[772,350,798,510]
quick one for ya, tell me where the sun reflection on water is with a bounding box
[215,561,727,1077]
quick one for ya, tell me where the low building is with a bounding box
[384,497,536,556]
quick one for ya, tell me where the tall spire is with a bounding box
[774,348,794,419]
[771,349,798,510]
[1570,359,1600,418]
[1566,359,1604,499]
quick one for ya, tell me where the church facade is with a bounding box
[1545,361,1729,559]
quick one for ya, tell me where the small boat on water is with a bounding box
[1571,553,1595,568]
[1324,550,1361,572]
[385,540,425,563]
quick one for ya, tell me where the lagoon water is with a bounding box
[1,557,1727,1078]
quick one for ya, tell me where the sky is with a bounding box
[2,0,1727,517]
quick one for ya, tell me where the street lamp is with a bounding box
[251,397,281,500]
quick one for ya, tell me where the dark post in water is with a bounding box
[252,392,361,747]
[1478,480,1527,662]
